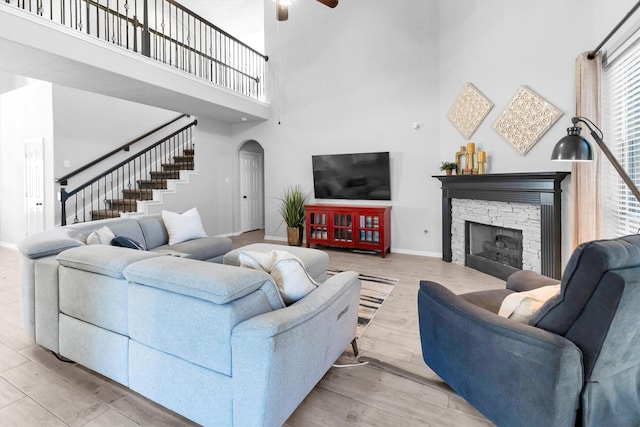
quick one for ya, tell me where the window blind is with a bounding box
[604,40,640,236]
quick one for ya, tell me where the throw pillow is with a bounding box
[162,207,208,245]
[238,249,319,305]
[86,225,115,245]
[498,284,561,323]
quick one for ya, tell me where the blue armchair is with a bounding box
[418,234,640,427]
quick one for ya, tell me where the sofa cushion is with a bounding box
[57,245,162,279]
[136,214,169,249]
[152,236,232,262]
[460,289,515,314]
[59,266,130,335]
[162,208,207,245]
[123,256,284,308]
[67,218,147,249]
[18,229,85,259]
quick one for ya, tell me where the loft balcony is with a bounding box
[0,0,269,123]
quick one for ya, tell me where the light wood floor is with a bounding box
[0,231,504,426]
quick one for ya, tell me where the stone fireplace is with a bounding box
[435,172,570,279]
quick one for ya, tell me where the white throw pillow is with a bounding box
[86,225,115,245]
[162,207,207,245]
[238,249,319,305]
[498,284,561,323]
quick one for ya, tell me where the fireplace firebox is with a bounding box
[466,221,523,280]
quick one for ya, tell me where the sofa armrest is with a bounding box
[18,228,85,259]
[231,271,360,427]
[418,280,582,427]
[506,270,560,292]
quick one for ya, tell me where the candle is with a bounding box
[478,150,486,162]
[467,142,476,153]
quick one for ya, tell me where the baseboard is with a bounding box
[391,248,442,258]
[256,239,443,258]
[263,235,287,242]
[0,241,18,249]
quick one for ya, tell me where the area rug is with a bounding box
[326,270,398,338]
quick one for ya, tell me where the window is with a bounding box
[603,40,640,236]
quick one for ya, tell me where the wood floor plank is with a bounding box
[0,397,67,427]
[0,376,25,409]
[81,408,141,427]
[108,392,198,427]
[0,341,29,373]
[2,362,108,426]
[20,345,130,406]
[286,387,427,427]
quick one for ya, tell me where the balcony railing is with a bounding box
[4,0,267,101]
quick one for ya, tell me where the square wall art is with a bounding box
[493,86,563,156]
[447,83,494,139]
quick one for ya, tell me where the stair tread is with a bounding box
[162,162,194,170]
[81,146,196,223]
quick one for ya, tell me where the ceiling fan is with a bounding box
[276,0,338,21]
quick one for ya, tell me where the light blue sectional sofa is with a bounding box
[18,215,361,426]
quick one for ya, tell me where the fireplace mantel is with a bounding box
[435,172,570,279]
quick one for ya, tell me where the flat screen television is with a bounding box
[312,151,391,200]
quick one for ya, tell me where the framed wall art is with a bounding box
[447,83,494,139]
[492,85,563,156]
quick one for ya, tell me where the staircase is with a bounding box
[59,117,198,225]
[91,149,195,220]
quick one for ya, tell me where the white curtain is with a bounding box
[571,52,602,249]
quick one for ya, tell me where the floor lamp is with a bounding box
[551,116,640,204]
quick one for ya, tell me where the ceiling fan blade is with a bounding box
[316,0,338,8]
[276,0,289,21]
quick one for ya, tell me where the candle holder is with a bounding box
[477,150,487,174]
[455,146,467,175]
[466,151,475,172]
[478,161,486,174]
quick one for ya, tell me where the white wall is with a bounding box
[144,117,238,236]
[0,81,54,245]
[0,81,238,244]
[228,0,629,259]
[51,85,180,182]
[3,0,638,255]
[232,0,441,254]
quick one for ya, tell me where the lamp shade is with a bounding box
[551,126,593,161]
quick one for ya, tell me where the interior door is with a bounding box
[24,138,45,236]
[240,151,264,232]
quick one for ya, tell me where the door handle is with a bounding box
[243,195,247,199]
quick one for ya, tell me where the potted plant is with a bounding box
[440,161,457,176]
[278,185,308,246]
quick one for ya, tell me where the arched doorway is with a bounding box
[238,140,265,232]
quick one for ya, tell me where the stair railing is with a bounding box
[59,117,197,225]
[56,113,188,186]
[3,0,268,101]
